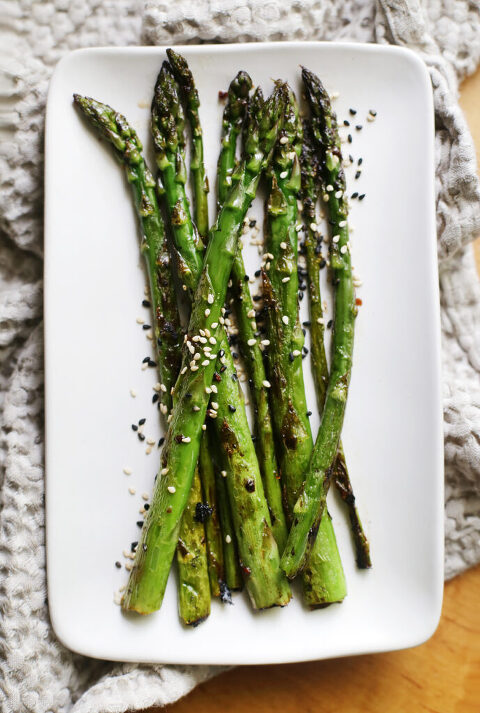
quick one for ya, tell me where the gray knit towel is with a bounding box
[0,1,479,712]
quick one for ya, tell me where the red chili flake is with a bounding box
[355,298,363,306]
[218,90,228,100]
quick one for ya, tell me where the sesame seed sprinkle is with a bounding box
[263,380,271,388]
[225,535,232,544]
[123,467,132,475]
[167,486,176,494]
[282,315,289,325]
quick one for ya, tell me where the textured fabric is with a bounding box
[1,1,479,711]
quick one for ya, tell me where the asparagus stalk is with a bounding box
[120,82,288,615]
[218,77,288,550]
[301,124,371,569]
[262,85,346,605]
[280,68,357,577]
[152,62,228,598]
[214,457,243,592]
[167,48,209,238]
[73,94,211,625]
[152,60,290,610]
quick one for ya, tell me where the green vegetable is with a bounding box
[280,67,356,578]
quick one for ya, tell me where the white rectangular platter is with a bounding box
[45,42,443,664]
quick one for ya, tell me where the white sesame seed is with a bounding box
[128,487,136,494]
[205,308,210,317]
[194,353,201,361]
[331,90,340,99]
[310,222,317,231]
[292,349,301,357]
[282,277,290,283]
[317,317,325,325]
[211,385,218,393]
[199,336,207,344]
[247,338,256,346]
[193,405,200,412]
[211,402,219,410]
[167,486,176,494]
[209,411,218,419]
[280,241,287,249]
[282,315,289,325]
[145,446,152,455]
[279,135,288,145]
[209,353,216,360]
[340,245,348,254]
[160,384,167,393]
[146,438,156,446]
[183,436,191,443]
[130,389,137,398]
[265,262,271,270]
[367,114,375,122]
[225,535,232,544]
[279,170,288,179]
[205,386,212,394]
[247,309,255,318]
[188,343,195,354]
[332,235,340,243]
[263,380,271,388]
[261,339,270,346]
[201,424,206,430]
[201,359,209,366]
[339,220,347,227]
[209,336,216,345]
[326,185,334,192]
[211,322,218,328]
[142,492,149,500]
[123,467,132,475]
[323,194,329,202]
[136,317,145,324]
[160,403,168,414]
[295,224,303,233]
[182,284,188,291]
[153,382,161,391]
[207,294,214,304]
[125,562,133,571]
[335,190,343,199]
[161,467,169,475]
[221,470,227,478]
[190,365,199,371]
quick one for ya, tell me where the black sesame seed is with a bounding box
[142,299,151,308]
[244,274,249,282]
[358,157,363,165]
[231,373,238,381]
[355,124,363,131]
[249,219,257,228]
[343,120,350,126]
[228,404,236,413]
[148,359,157,367]
[349,108,357,115]
[158,437,165,447]
[131,424,138,432]
[320,258,327,269]
[359,193,366,201]
[232,352,239,360]
[136,521,144,528]
[157,337,162,346]
[327,319,333,329]
[314,245,322,255]
[347,134,352,144]
[131,541,138,552]
[144,503,150,511]
[303,321,311,327]
[245,479,255,493]
[138,418,146,425]
[303,347,309,355]
[142,543,148,552]
[355,170,361,180]
[219,349,225,358]
[142,324,151,330]
[306,411,312,417]
[152,393,159,403]
[298,292,304,301]
[253,295,262,302]
[351,192,359,199]
[369,109,377,116]
[289,352,295,362]
[349,154,354,163]
[138,433,146,441]
[254,269,261,277]
[142,356,150,364]
[115,561,121,569]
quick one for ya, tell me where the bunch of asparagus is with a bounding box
[74,50,370,626]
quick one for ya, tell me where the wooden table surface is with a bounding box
[151,66,480,713]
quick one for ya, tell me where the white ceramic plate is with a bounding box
[45,42,443,665]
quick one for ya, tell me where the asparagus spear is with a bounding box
[301,124,371,569]
[280,68,357,577]
[218,76,288,550]
[262,85,346,605]
[214,455,243,592]
[121,83,289,615]
[167,48,209,238]
[73,94,211,625]
[152,62,228,598]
